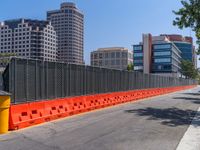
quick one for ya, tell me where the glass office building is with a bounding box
[152,43,181,74]
[133,43,181,74]
[163,34,196,68]
[133,45,143,71]
[133,34,183,76]
[174,42,193,61]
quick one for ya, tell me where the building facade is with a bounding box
[0,19,57,66]
[133,34,183,77]
[163,34,197,68]
[152,43,181,74]
[47,2,84,64]
[91,47,133,70]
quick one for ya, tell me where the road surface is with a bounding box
[0,87,200,150]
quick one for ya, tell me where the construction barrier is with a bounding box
[0,91,11,134]
[9,85,197,130]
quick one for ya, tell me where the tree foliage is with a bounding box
[173,0,200,52]
[127,63,134,71]
[180,60,198,79]
[0,53,16,66]
[196,70,200,85]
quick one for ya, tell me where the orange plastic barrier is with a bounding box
[9,85,197,130]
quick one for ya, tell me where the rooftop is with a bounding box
[97,47,129,51]
[1,19,50,31]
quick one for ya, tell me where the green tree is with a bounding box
[173,0,200,53]
[127,63,134,71]
[180,60,198,79]
[0,53,16,66]
[196,73,200,84]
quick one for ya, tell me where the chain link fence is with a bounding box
[2,58,197,104]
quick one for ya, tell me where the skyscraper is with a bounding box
[0,19,57,66]
[47,2,84,64]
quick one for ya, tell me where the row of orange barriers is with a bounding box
[9,85,196,130]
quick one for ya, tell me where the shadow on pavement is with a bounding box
[173,97,200,104]
[125,107,199,127]
[182,93,200,96]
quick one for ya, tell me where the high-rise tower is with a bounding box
[0,19,57,67]
[47,2,84,64]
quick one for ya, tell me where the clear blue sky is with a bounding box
[0,0,199,66]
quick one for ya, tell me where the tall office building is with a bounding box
[91,47,133,70]
[133,34,182,77]
[0,19,57,66]
[162,34,197,68]
[47,2,84,64]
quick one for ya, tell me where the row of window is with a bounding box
[133,45,142,51]
[15,28,30,32]
[154,58,171,63]
[134,66,143,70]
[1,36,29,42]
[14,32,30,36]
[153,44,171,50]
[134,53,143,57]
[1,30,55,37]
[1,34,12,37]
[0,49,30,53]
[92,59,129,66]
[50,12,83,19]
[58,53,83,57]
[154,51,171,56]
[92,52,132,59]
[152,65,172,71]
[134,59,143,63]
[18,24,28,28]
[1,44,29,49]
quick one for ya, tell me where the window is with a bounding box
[134,66,143,70]
[116,52,120,58]
[99,60,103,65]
[99,53,103,59]
[122,52,127,58]
[116,60,120,65]
[134,53,143,57]
[163,65,171,70]
[153,44,171,50]
[94,53,98,59]
[134,59,143,63]
[154,51,171,56]
[154,58,171,63]
[111,60,115,65]
[105,53,109,58]
[105,60,109,65]
[134,46,142,51]
[122,60,127,65]
[111,52,115,58]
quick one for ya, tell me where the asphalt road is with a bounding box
[0,87,200,150]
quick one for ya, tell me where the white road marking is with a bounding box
[176,107,200,150]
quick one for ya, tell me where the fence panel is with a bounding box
[2,58,197,104]
[0,72,2,91]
